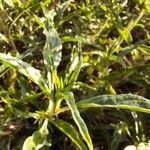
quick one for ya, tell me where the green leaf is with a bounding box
[0,65,9,78]
[75,82,96,91]
[76,94,150,114]
[64,92,93,150]
[145,3,150,12]
[22,119,51,150]
[0,107,4,112]
[64,43,82,87]
[55,0,73,24]
[0,33,8,43]
[43,18,62,90]
[0,88,35,118]
[0,1,3,9]
[43,21,62,69]
[0,46,39,78]
[32,14,45,28]
[136,0,146,5]
[0,53,49,95]
[21,0,41,10]
[50,119,87,150]
[117,25,132,44]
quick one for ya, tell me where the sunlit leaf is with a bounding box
[0,46,39,78]
[145,3,150,12]
[64,91,93,150]
[50,119,87,150]
[55,0,73,24]
[64,43,82,87]
[22,119,51,150]
[0,53,49,95]
[0,1,3,9]
[0,33,8,43]
[21,0,37,9]
[76,94,150,114]
[4,0,14,8]
[75,82,96,91]
[43,21,62,69]
[43,18,62,90]
[117,25,132,44]
[0,65,9,78]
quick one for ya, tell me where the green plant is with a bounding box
[0,0,150,150]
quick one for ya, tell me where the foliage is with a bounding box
[0,0,150,150]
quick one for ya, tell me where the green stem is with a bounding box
[47,99,56,116]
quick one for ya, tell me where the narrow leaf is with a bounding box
[64,92,93,150]
[117,25,132,44]
[0,53,49,95]
[76,94,150,114]
[0,46,39,78]
[55,0,73,24]
[43,19,62,90]
[50,119,87,150]
[64,43,82,86]
[0,33,8,43]
[43,20,62,69]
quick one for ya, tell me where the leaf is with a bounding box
[32,14,45,28]
[0,88,35,119]
[111,122,128,150]
[0,65,9,78]
[64,43,82,87]
[136,0,146,5]
[0,53,49,95]
[43,18,62,90]
[21,0,41,10]
[64,92,93,150]
[75,82,96,91]
[22,119,51,150]
[43,21,62,69]
[0,1,3,9]
[0,46,39,78]
[0,108,4,112]
[55,0,73,24]
[0,33,8,43]
[145,3,150,12]
[21,0,51,11]
[4,0,14,8]
[76,94,150,114]
[50,119,87,150]
[117,25,132,44]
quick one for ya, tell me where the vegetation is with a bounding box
[0,0,150,149]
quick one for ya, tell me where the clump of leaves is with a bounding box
[0,0,150,150]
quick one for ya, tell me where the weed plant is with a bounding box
[0,0,150,150]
